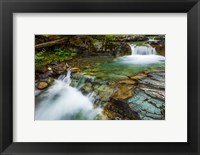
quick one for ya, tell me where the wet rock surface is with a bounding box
[73,70,165,120]
[127,71,165,120]
[102,71,165,120]
[35,35,165,120]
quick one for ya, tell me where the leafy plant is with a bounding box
[35,49,77,70]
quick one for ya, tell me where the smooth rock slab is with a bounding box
[127,71,165,120]
[139,78,165,89]
[128,92,164,119]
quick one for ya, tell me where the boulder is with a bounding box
[37,81,48,89]
[112,43,132,57]
[103,99,140,120]
[71,67,80,73]
[51,62,68,75]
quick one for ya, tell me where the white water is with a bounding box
[35,70,102,120]
[147,37,159,44]
[119,44,165,65]
[131,45,156,55]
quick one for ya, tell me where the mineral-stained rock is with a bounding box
[128,91,164,119]
[111,84,134,100]
[37,81,48,90]
[126,71,165,120]
[71,67,80,73]
[118,79,136,85]
[70,69,165,120]
[129,73,147,80]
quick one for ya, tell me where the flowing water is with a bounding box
[35,44,165,120]
[119,44,165,65]
[35,70,102,120]
[84,44,165,82]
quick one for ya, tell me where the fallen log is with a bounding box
[35,38,65,49]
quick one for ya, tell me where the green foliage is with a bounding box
[147,36,156,39]
[93,35,116,41]
[35,49,77,70]
[105,35,115,41]
[133,41,147,46]
[79,36,94,43]
[55,49,66,56]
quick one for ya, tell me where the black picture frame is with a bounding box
[0,0,200,154]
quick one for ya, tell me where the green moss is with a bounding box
[147,35,156,39]
[35,49,77,70]
[133,41,148,46]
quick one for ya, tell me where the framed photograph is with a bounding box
[0,0,200,154]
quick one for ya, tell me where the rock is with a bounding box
[48,67,52,71]
[125,71,165,120]
[128,91,164,120]
[81,82,93,94]
[118,79,136,85]
[129,73,147,80]
[143,70,163,74]
[111,84,134,100]
[140,86,165,101]
[38,71,53,79]
[151,43,165,56]
[51,62,68,75]
[112,42,132,57]
[47,78,54,85]
[37,81,48,89]
[139,77,165,89]
[103,99,140,120]
[71,67,80,73]
[148,72,165,82]
[37,67,49,73]
[104,71,166,120]
[94,85,114,102]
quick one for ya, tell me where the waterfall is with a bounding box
[118,44,165,65]
[130,44,156,55]
[147,37,159,44]
[35,70,102,120]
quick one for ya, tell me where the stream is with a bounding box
[35,44,165,120]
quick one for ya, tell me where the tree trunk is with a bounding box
[35,38,65,49]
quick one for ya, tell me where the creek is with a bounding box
[35,44,165,120]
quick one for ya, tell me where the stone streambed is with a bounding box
[70,70,165,120]
[35,56,165,120]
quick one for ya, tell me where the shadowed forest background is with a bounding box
[35,35,165,120]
